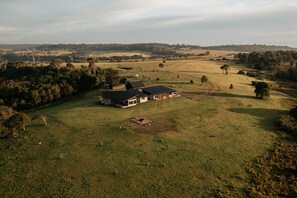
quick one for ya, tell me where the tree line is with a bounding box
[0,60,120,110]
[1,53,146,63]
[235,51,297,82]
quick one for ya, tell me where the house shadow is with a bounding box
[228,107,287,131]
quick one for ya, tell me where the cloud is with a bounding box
[0,0,296,46]
[0,26,15,33]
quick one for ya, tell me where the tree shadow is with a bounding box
[160,81,190,85]
[183,91,255,99]
[228,108,287,131]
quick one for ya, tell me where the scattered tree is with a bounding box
[254,82,271,99]
[238,70,245,75]
[190,80,194,84]
[220,64,230,74]
[159,63,165,68]
[201,75,208,84]
[229,84,234,89]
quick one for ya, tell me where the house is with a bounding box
[100,90,148,108]
[100,82,179,108]
[142,86,180,100]
[125,81,145,90]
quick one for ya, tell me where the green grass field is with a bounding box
[0,57,291,197]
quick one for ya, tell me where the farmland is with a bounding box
[0,56,294,197]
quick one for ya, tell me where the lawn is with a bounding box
[0,57,290,197]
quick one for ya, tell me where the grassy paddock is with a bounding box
[0,57,291,197]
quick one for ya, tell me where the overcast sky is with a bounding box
[0,0,297,46]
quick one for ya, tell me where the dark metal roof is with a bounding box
[126,81,145,89]
[101,91,138,102]
[127,89,148,97]
[142,86,177,95]
[101,90,148,102]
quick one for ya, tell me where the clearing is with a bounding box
[0,56,292,197]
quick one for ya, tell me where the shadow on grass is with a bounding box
[160,81,190,85]
[183,91,255,99]
[228,108,287,131]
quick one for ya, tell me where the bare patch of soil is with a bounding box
[122,117,176,134]
[181,82,220,100]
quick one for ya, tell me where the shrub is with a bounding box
[277,114,297,136]
[290,106,297,119]
[229,84,234,89]
[156,77,160,81]
[252,81,258,86]
[159,63,165,68]
[190,80,194,84]
[0,123,9,138]
[4,112,30,130]
[246,72,258,77]
[201,75,208,84]
[238,70,245,75]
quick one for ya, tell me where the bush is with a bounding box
[238,70,245,75]
[277,115,297,136]
[159,63,165,68]
[252,81,258,86]
[190,80,194,84]
[156,77,160,81]
[246,72,258,77]
[229,84,234,89]
[0,123,9,138]
[290,106,297,119]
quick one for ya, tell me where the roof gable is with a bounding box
[126,81,145,89]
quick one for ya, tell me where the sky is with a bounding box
[0,0,297,46]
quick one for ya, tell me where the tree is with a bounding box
[4,112,30,137]
[254,82,271,99]
[87,58,97,74]
[220,64,230,74]
[50,58,64,73]
[50,58,64,68]
[201,75,208,84]
[159,63,165,68]
[66,62,75,70]
[104,68,120,89]
[238,70,245,75]
[229,84,234,89]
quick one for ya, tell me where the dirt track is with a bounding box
[180,82,220,100]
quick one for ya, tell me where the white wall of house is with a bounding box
[139,96,148,103]
[127,99,137,107]
[169,92,180,98]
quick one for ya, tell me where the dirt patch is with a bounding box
[122,117,176,134]
[181,82,220,100]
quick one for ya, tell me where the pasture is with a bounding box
[0,57,289,197]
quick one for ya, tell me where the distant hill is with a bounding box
[1,43,297,55]
[201,44,297,52]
